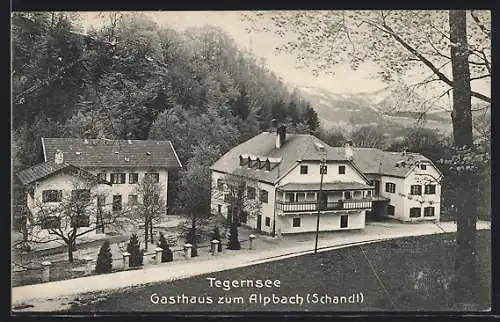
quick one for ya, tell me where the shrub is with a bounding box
[185,228,198,257]
[211,226,223,252]
[227,222,240,250]
[157,232,173,262]
[95,240,112,274]
[127,233,143,267]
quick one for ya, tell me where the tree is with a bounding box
[95,239,113,274]
[176,141,222,257]
[17,176,130,263]
[350,125,386,149]
[157,232,173,262]
[318,128,346,147]
[126,233,143,267]
[213,168,263,249]
[303,104,320,133]
[132,174,167,251]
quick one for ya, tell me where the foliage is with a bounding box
[157,232,173,262]
[350,125,386,149]
[95,239,113,274]
[126,233,143,267]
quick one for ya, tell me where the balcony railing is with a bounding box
[276,199,372,212]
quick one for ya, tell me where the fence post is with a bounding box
[184,244,192,259]
[249,234,256,250]
[41,261,52,282]
[155,247,163,264]
[122,252,131,270]
[210,240,219,256]
[84,256,94,275]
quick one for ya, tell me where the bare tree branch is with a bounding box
[470,11,491,39]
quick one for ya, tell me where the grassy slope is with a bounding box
[67,231,491,312]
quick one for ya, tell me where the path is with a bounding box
[11,220,491,306]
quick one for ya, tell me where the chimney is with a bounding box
[54,149,64,164]
[344,141,354,160]
[276,125,286,149]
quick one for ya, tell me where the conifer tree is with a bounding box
[127,233,143,267]
[95,239,112,274]
[157,232,173,262]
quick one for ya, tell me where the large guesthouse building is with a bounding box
[210,127,442,235]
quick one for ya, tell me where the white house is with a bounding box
[16,138,182,237]
[210,127,442,236]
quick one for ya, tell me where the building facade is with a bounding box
[210,128,442,236]
[16,138,182,238]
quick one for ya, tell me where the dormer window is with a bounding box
[420,164,427,170]
[265,159,271,171]
[247,156,252,168]
[239,155,245,166]
[256,158,261,169]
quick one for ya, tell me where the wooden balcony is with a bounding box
[276,199,372,213]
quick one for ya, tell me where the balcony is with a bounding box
[276,199,372,213]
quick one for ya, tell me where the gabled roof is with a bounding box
[211,132,359,184]
[16,161,110,186]
[345,148,434,178]
[42,138,182,169]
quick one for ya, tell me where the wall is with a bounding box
[378,175,406,220]
[279,160,368,186]
[85,167,169,209]
[210,170,276,234]
[26,171,110,240]
[280,210,365,234]
[402,164,442,222]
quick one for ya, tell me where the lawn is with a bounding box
[66,231,491,312]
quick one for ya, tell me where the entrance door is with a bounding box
[374,180,380,196]
[257,215,262,231]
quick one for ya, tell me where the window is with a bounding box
[410,185,422,195]
[387,205,395,216]
[239,156,246,166]
[128,194,138,205]
[72,189,90,203]
[264,160,271,171]
[424,207,435,217]
[292,218,301,227]
[338,165,346,174]
[217,204,222,214]
[247,187,256,200]
[344,191,352,200]
[71,214,90,228]
[260,189,269,203]
[129,173,138,184]
[97,172,107,182]
[97,195,106,208]
[217,179,224,190]
[321,165,328,174]
[285,193,294,203]
[111,173,126,184]
[424,184,436,195]
[40,216,61,229]
[340,215,349,228]
[385,182,396,193]
[420,164,427,170]
[366,190,372,197]
[409,207,421,218]
[265,217,271,227]
[42,190,62,203]
[296,192,306,202]
[300,165,308,174]
[145,172,160,183]
[112,195,122,211]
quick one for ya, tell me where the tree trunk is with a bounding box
[144,215,149,251]
[149,218,154,244]
[449,10,478,307]
[67,243,74,263]
[191,214,197,257]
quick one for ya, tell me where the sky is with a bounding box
[78,11,490,103]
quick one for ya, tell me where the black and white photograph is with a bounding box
[10,10,491,313]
